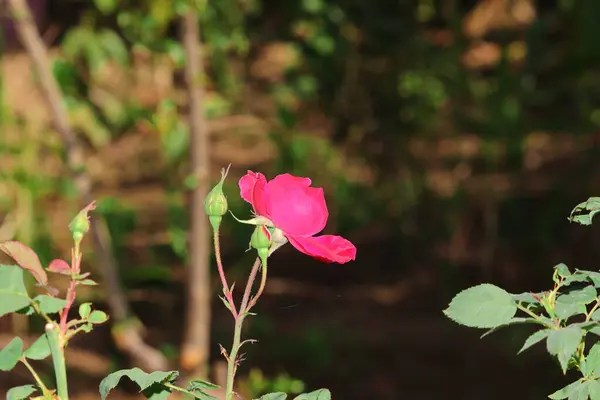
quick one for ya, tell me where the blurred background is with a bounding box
[2,0,600,399]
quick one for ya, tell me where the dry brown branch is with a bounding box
[7,0,167,371]
[179,8,211,379]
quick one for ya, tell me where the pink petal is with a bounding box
[287,234,356,264]
[266,174,328,236]
[238,171,269,216]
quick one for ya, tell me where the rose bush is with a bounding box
[239,171,356,264]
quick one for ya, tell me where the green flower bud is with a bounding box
[251,225,271,262]
[205,165,230,232]
[69,201,97,243]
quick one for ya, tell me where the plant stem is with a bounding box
[60,243,80,335]
[225,257,262,400]
[20,357,51,397]
[46,323,68,400]
[248,259,268,311]
[214,232,238,318]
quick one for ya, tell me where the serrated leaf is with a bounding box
[512,292,541,303]
[0,265,31,317]
[294,389,331,400]
[99,368,178,400]
[34,295,66,314]
[480,317,540,338]
[564,274,592,286]
[0,337,23,371]
[569,197,600,226]
[24,334,51,360]
[0,241,48,285]
[79,303,92,319]
[586,343,600,378]
[6,384,38,400]
[518,329,551,354]
[89,310,108,324]
[549,379,590,399]
[555,298,587,320]
[443,284,517,328]
[561,286,597,305]
[255,393,287,400]
[547,327,584,374]
[47,259,70,274]
[187,380,219,399]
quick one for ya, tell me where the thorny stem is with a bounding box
[214,232,238,318]
[20,357,51,397]
[59,241,81,336]
[225,257,262,400]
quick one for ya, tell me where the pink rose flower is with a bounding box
[239,171,356,264]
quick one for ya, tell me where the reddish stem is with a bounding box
[214,232,238,318]
[59,244,81,336]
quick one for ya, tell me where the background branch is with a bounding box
[7,0,168,372]
[179,5,212,380]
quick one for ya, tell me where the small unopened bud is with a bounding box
[205,166,230,232]
[69,201,96,243]
[251,225,271,262]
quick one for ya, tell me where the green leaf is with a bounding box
[294,389,331,400]
[24,334,51,360]
[89,310,109,324]
[79,303,92,319]
[547,327,585,374]
[518,329,551,354]
[0,337,23,371]
[6,384,38,400]
[555,263,571,278]
[0,265,31,317]
[99,367,179,400]
[79,279,98,286]
[255,394,288,400]
[480,317,540,338]
[590,381,600,400]
[34,295,67,314]
[561,286,597,304]
[592,310,600,321]
[0,241,48,285]
[569,197,600,226]
[443,284,517,328]
[555,298,587,320]
[512,292,541,303]
[548,379,590,399]
[187,380,219,400]
[586,343,600,377]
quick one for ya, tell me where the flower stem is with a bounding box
[60,242,81,335]
[46,323,68,400]
[224,257,261,400]
[20,357,51,397]
[214,231,238,318]
[248,258,267,311]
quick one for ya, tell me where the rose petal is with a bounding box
[266,174,328,236]
[239,171,269,216]
[287,234,356,264]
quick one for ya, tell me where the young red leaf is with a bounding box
[0,241,48,285]
[47,259,71,275]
